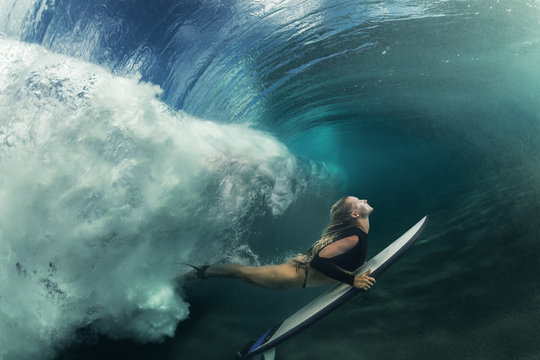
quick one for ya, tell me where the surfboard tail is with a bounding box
[236,322,282,359]
[236,346,275,360]
[259,348,276,360]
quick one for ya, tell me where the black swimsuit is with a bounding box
[309,227,368,286]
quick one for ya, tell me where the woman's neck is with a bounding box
[356,217,370,234]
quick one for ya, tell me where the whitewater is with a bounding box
[0,37,335,360]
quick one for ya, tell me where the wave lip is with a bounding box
[0,37,338,360]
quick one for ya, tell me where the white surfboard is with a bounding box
[235,216,429,360]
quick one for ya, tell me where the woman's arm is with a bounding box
[310,235,375,289]
[310,255,356,285]
[310,236,357,285]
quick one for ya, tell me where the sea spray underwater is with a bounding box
[0,38,336,359]
[1,0,540,359]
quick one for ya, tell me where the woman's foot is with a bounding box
[183,264,211,280]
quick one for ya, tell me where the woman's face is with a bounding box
[347,196,373,218]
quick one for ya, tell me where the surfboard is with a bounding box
[235,215,429,360]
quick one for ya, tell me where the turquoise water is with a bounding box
[1,0,539,359]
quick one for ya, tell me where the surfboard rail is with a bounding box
[236,215,429,360]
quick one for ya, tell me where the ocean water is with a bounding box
[0,0,539,359]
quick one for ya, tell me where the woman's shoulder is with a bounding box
[338,226,367,239]
[319,234,358,258]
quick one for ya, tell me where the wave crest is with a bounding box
[0,38,337,360]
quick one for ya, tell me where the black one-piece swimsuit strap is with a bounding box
[301,266,309,288]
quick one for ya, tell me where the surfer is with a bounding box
[185,196,376,291]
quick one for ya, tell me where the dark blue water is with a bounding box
[1,0,539,359]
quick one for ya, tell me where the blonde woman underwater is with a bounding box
[186,196,376,291]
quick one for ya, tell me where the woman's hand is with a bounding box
[353,269,376,290]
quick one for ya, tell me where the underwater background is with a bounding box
[1,0,539,359]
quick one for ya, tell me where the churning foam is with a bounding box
[0,37,336,360]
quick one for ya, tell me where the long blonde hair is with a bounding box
[294,196,357,266]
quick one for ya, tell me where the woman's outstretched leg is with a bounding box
[203,263,304,289]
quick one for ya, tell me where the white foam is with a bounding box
[0,37,335,360]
